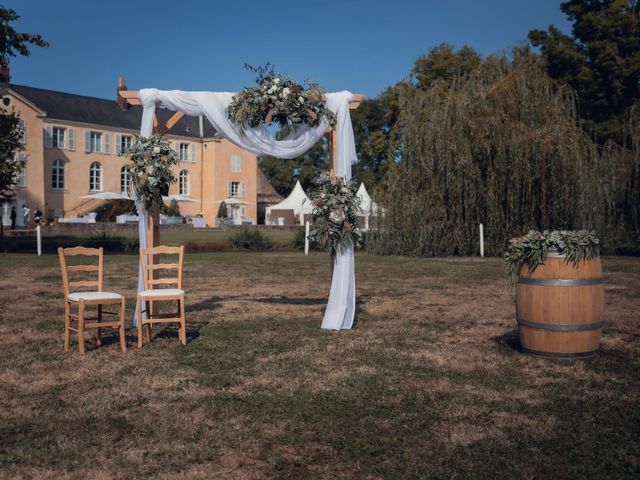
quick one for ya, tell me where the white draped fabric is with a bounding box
[135,88,357,330]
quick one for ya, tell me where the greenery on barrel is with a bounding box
[505,230,601,287]
[308,172,361,257]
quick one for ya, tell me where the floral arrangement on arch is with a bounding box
[227,64,336,135]
[127,133,178,212]
[308,172,361,257]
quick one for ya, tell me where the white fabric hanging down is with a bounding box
[136,88,357,330]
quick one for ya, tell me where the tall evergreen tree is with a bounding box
[529,0,640,145]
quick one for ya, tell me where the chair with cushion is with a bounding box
[137,245,186,348]
[58,246,126,354]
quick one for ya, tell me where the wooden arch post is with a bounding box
[116,86,363,249]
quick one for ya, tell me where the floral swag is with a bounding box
[227,64,336,135]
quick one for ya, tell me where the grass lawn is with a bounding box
[0,252,638,479]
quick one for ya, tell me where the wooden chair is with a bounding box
[137,245,186,348]
[58,247,126,354]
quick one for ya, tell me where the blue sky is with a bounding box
[4,0,571,100]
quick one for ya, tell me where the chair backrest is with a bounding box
[139,245,184,291]
[58,246,103,298]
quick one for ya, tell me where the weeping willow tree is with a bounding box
[368,48,636,256]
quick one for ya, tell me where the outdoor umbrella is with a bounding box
[162,194,200,203]
[80,191,133,200]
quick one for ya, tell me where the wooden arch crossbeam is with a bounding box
[118,89,363,175]
[117,89,364,135]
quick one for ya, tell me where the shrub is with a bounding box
[293,226,320,250]
[93,200,135,222]
[217,201,228,219]
[87,233,139,253]
[166,199,181,217]
[229,228,273,250]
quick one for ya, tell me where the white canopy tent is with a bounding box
[356,183,381,231]
[265,180,313,226]
[128,88,360,330]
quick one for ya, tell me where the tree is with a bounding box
[0,5,49,74]
[259,138,329,196]
[529,0,640,145]
[351,45,482,191]
[411,43,482,91]
[368,48,637,256]
[0,109,21,238]
[0,5,48,237]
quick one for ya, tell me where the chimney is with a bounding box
[0,62,10,83]
[116,76,128,110]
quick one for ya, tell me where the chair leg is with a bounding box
[96,304,103,346]
[145,299,152,343]
[119,298,127,353]
[137,297,143,349]
[64,301,71,351]
[78,300,86,355]
[179,296,186,345]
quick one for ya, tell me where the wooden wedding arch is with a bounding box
[117,82,364,248]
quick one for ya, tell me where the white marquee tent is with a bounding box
[357,183,382,231]
[265,180,314,226]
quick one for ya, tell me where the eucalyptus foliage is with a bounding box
[368,48,635,256]
[227,64,335,135]
[505,229,600,287]
[127,134,178,212]
[308,172,361,257]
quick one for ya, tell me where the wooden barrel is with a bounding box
[516,253,604,360]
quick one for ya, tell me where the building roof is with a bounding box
[256,168,283,204]
[0,82,218,139]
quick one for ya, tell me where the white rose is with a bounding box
[268,86,277,94]
[283,87,291,97]
[329,210,345,224]
[298,96,305,103]
[274,77,280,84]
[153,146,160,154]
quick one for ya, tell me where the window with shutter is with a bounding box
[115,134,122,154]
[18,119,27,145]
[15,154,26,187]
[89,132,102,153]
[103,133,110,154]
[230,155,241,173]
[179,143,189,161]
[84,130,91,152]
[44,126,53,149]
[67,128,76,151]
[52,127,65,149]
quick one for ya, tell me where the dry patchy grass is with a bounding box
[0,252,638,479]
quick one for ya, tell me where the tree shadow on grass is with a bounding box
[252,296,327,306]
[187,296,223,313]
